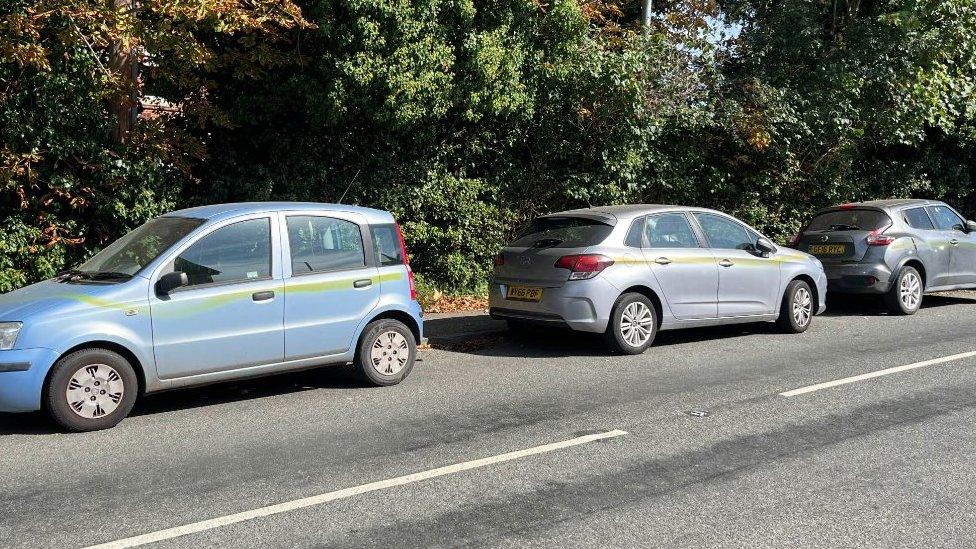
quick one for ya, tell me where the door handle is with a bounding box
[950,239,960,246]
[252,290,275,302]
[654,257,672,265]
[719,259,735,268]
[353,279,373,288]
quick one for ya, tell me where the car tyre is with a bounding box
[604,292,657,355]
[777,279,815,334]
[45,348,139,432]
[885,266,923,315]
[354,319,417,386]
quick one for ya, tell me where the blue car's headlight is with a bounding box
[0,322,23,350]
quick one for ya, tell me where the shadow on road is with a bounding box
[0,364,369,436]
[823,291,976,317]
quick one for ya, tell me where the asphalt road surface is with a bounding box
[3,292,976,548]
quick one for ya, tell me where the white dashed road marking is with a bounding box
[85,429,629,549]
[781,350,976,397]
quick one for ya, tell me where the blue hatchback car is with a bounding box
[0,203,424,431]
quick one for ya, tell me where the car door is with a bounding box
[150,215,285,379]
[281,212,380,360]
[900,206,950,287]
[692,212,780,317]
[927,204,976,285]
[637,213,718,320]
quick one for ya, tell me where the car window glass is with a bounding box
[511,217,614,248]
[173,218,271,287]
[372,224,403,267]
[694,213,755,250]
[287,216,366,273]
[79,217,204,276]
[806,209,890,231]
[926,205,965,231]
[644,213,699,249]
[903,208,935,230]
[624,217,645,248]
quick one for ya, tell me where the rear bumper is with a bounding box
[0,347,59,413]
[823,262,893,294]
[488,277,618,334]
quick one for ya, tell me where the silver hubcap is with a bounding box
[619,302,654,347]
[371,331,409,376]
[792,287,813,327]
[900,271,922,309]
[66,364,124,419]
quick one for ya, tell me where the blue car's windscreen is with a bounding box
[77,216,205,276]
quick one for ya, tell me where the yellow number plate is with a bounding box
[809,244,846,255]
[506,286,543,302]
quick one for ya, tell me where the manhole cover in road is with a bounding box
[685,410,710,418]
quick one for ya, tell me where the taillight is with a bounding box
[867,225,895,246]
[554,254,614,280]
[493,252,505,267]
[788,233,801,247]
[394,222,417,300]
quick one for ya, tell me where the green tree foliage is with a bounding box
[1,0,975,293]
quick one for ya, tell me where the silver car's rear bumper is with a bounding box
[488,277,620,334]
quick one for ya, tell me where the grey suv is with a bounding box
[792,199,976,315]
[490,205,827,354]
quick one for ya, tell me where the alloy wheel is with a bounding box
[900,271,922,310]
[619,302,654,347]
[65,364,125,419]
[792,287,813,327]
[370,331,410,376]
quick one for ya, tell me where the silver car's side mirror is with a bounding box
[967,220,976,233]
[755,237,776,256]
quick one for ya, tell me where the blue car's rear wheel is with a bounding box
[354,319,416,386]
[45,348,138,432]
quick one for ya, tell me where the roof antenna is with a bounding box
[337,168,362,204]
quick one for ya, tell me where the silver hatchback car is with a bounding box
[490,205,827,353]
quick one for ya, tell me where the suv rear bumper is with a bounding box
[823,262,894,294]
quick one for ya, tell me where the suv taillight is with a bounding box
[394,222,417,300]
[493,252,505,267]
[554,254,614,280]
[867,225,895,246]
[788,232,801,247]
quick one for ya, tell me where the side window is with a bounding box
[926,205,965,231]
[372,224,403,267]
[694,213,755,250]
[173,218,271,287]
[624,217,646,248]
[644,213,700,249]
[287,216,365,274]
[903,207,935,230]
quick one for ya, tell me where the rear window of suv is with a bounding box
[806,209,890,232]
[511,217,614,248]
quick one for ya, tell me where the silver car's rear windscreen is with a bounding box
[511,217,614,248]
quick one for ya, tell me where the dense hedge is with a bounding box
[2,0,975,293]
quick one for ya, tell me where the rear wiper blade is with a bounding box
[532,238,563,248]
[827,224,861,231]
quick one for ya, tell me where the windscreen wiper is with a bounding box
[827,224,861,231]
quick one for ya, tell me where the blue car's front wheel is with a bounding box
[45,348,138,432]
